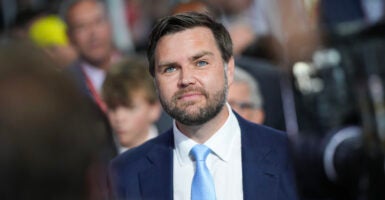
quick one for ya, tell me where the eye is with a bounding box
[229,101,255,110]
[74,24,86,32]
[196,60,208,67]
[128,104,139,111]
[164,66,176,73]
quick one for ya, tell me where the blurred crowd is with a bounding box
[1,0,385,199]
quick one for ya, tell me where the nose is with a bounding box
[109,108,126,124]
[178,66,196,87]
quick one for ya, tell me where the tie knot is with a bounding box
[190,144,210,161]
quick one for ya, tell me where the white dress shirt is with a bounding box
[81,62,106,94]
[173,103,243,200]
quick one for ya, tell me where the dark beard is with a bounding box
[159,68,229,126]
[160,86,227,126]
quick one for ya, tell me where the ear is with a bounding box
[226,56,235,87]
[149,101,162,123]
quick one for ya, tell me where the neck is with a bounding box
[95,57,111,71]
[176,105,229,144]
[83,53,114,71]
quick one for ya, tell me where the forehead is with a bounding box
[154,26,219,61]
[67,1,104,21]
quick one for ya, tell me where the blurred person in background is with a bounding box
[228,67,265,124]
[61,0,122,155]
[125,0,171,52]
[0,41,111,200]
[319,0,385,32]
[28,14,77,69]
[171,0,256,56]
[170,0,219,18]
[62,0,121,101]
[206,0,266,54]
[102,56,161,154]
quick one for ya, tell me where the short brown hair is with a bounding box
[147,12,233,76]
[60,0,107,28]
[102,56,157,109]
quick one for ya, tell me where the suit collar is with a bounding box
[236,113,279,200]
[137,113,280,200]
[173,105,240,166]
[138,130,174,199]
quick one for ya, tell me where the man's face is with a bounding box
[228,81,264,124]
[67,0,113,66]
[154,27,234,125]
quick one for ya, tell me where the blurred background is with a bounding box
[1,0,385,199]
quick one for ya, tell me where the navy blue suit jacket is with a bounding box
[109,113,299,200]
[67,60,94,99]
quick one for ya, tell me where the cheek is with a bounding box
[73,30,88,42]
[101,26,112,39]
[211,67,227,84]
[107,113,118,124]
[132,113,149,124]
[156,79,175,99]
[242,110,256,121]
[233,108,249,118]
[126,114,152,133]
[132,106,153,123]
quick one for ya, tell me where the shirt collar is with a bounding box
[173,103,240,166]
[81,61,106,93]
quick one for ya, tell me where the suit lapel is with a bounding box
[139,130,174,199]
[68,60,92,98]
[238,115,279,200]
[135,114,280,199]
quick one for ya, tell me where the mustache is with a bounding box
[173,87,208,100]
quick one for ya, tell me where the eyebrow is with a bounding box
[157,61,177,71]
[190,51,214,62]
[156,51,214,69]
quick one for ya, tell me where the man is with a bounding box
[228,67,265,124]
[109,12,298,200]
[62,0,119,155]
[62,0,120,112]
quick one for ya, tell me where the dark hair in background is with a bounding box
[0,41,109,200]
[146,12,233,76]
[59,0,106,27]
[242,34,284,66]
[102,56,157,109]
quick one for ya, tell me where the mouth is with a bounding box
[173,87,208,104]
[87,38,104,48]
[114,128,127,136]
[89,42,102,50]
[177,92,203,101]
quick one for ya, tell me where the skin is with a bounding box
[107,91,161,148]
[154,26,235,143]
[228,81,265,124]
[228,23,256,55]
[66,0,114,70]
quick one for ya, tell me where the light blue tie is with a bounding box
[190,144,216,200]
